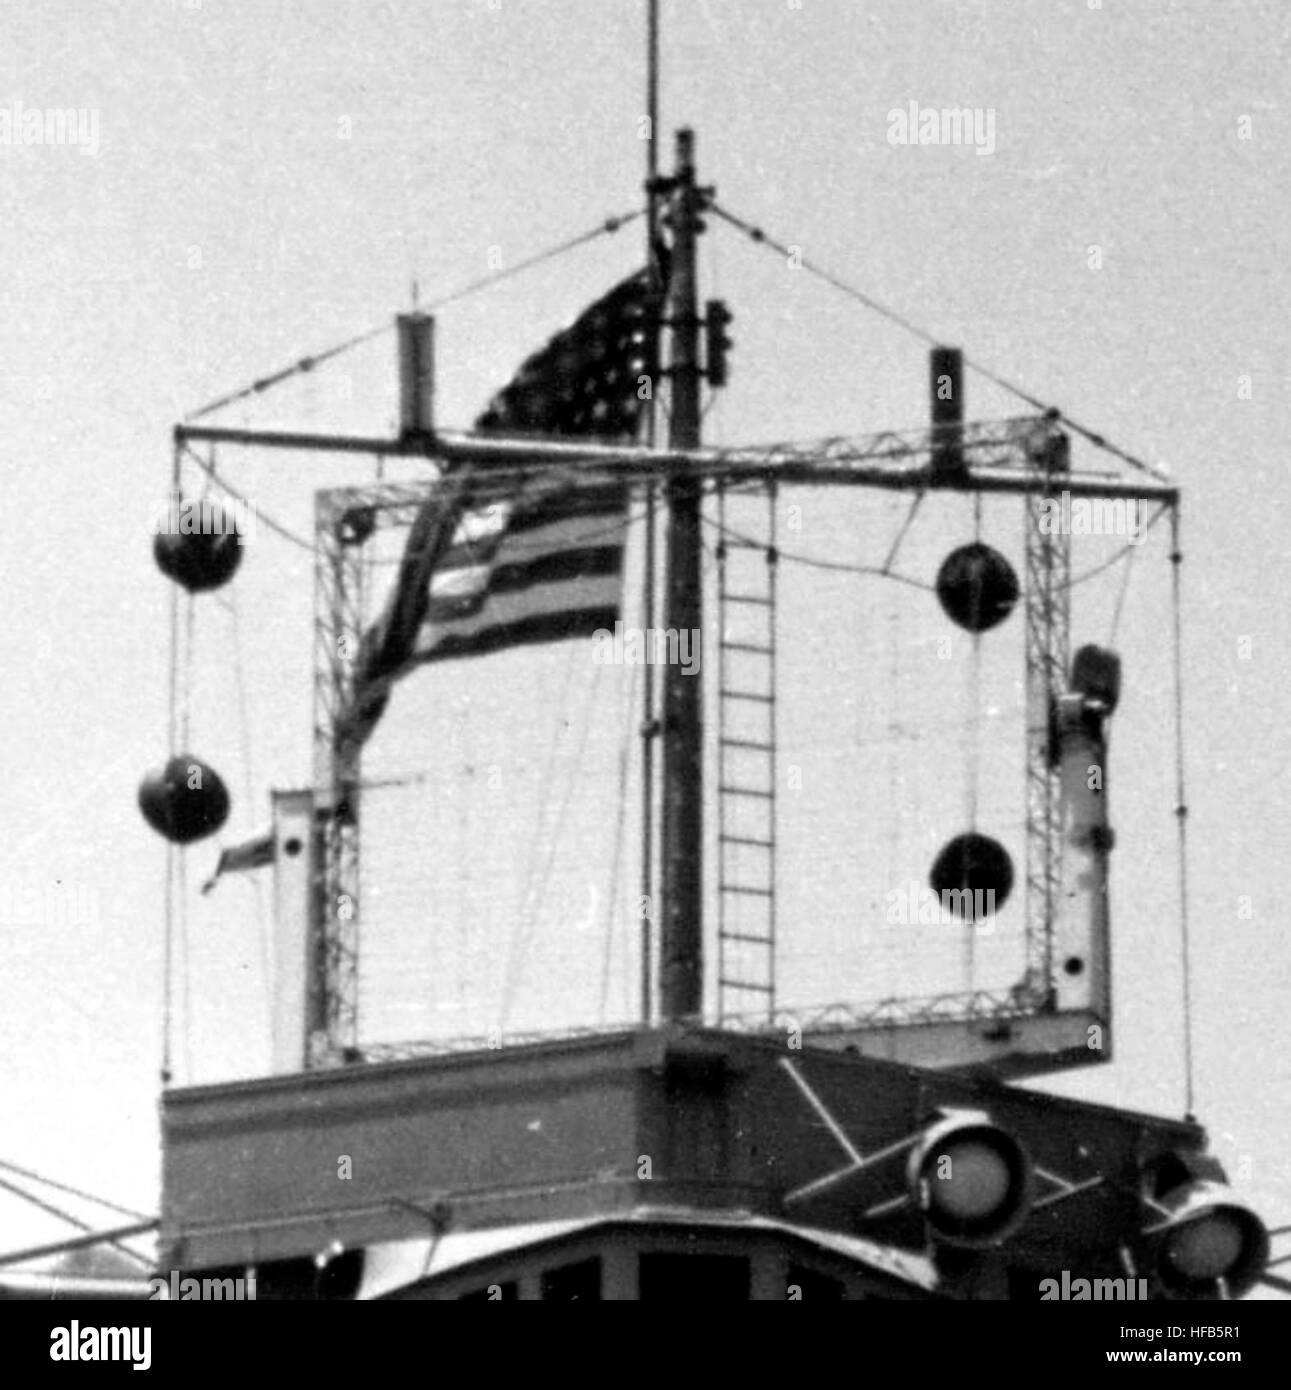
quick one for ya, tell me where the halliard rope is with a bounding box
[184,210,644,423]
[708,202,1171,484]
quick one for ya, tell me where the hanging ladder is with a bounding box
[716,480,779,1024]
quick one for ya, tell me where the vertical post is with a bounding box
[660,128,704,1020]
[1023,430,1071,1007]
[397,314,435,439]
[930,346,965,480]
[639,0,661,1026]
[311,491,365,1065]
[270,789,317,1072]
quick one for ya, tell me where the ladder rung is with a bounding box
[720,737,774,751]
[720,834,774,848]
[718,979,775,993]
[720,641,774,655]
[719,784,774,799]
[720,689,774,703]
[720,884,774,897]
[720,931,774,946]
[724,594,773,607]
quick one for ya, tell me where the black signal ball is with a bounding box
[153,504,243,593]
[935,543,1018,632]
[1070,644,1122,713]
[138,755,230,844]
[930,833,1013,918]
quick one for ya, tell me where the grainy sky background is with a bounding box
[0,0,1287,1295]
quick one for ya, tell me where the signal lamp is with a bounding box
[705,299,732,387]
[1070,644,1121,714]
[1147,1181,1269,1298]
[908,1113,1032,1247]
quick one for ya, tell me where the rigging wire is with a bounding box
[1169,508,1196,1118]
[880,490,925,574]
[505,657,609,1026]
[708,504,1161,597]
[1108,530,1140,644]
[181,443,315,552]
[1068,502,1170,591]
[702,511,933,592]
[177,205,653,571]
[184,321,393,423]
[0,1158,150,1223]
[0,1173,152,1268]
[599,659,638,1022]
[708,201,1170,483]
[177,588,196,1085]
[455,695,472,1014]
[510,644,580,961]
[964,494,984,993]
[883,495,902,895]
[180,592,195,754]
[162,441,181,1087]
[501,641,584,1023]
[183,210,644,423]
[417,210,644,313]
[178,834,192,1085]
[225,585,273,1031]
[775,707,1026,757]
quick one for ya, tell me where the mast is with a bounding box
[659,128,705,1019]
[639,0,660,1025]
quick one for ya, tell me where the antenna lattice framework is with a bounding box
[311,489,370,1064]
[1023,433,1071,1006]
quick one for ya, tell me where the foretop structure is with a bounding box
[153,130,1275,1302]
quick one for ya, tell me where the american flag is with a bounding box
[339,262,663,751]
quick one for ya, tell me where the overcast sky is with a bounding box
[0,1,1287,1294]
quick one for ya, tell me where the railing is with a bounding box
[353,987,1043,1064]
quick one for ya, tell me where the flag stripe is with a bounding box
[432,484,627,572]
[425,544,622,624]
[415,605,619,665]
[489,543,623,595]
[416,568,620,661]
[503,482,628,535]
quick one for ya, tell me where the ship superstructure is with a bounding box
[4,7,1280,1305]
[142,110,1278,1300]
